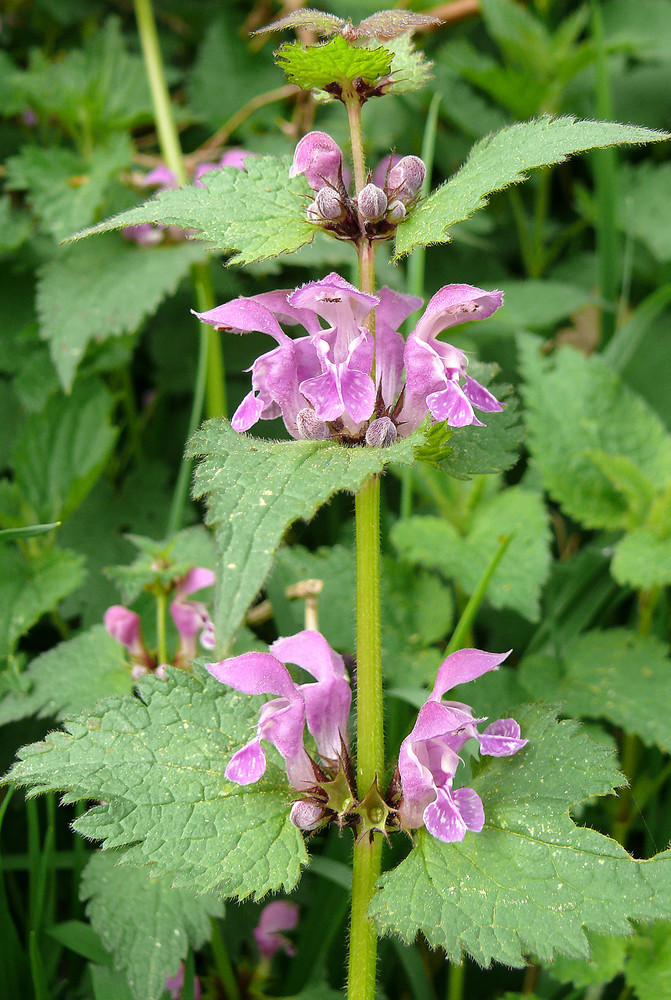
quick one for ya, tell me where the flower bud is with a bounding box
[366,416,397,447]
[290,131,343,192]
[290,799,324,831]
[386,199,406,222]
[357,183,388,222]
[388,155,426,203]
[315,186,347,222]
[296,407,329,440]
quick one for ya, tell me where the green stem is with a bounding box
[348,475,384,1000]
[156,590,168,665]
[446,533,513,655]
[447,961,465,1000]
[209,917,241,1000]
[133,0,187,186]
[591,0,619,346]
[133,0,226,538]
[345,97,366,194]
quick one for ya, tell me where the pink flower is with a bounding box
[104,606,153,670]
[195,276,503,441]
[170,568,216,663]
[399,649,527,842]
[401,284,504,432]
[254,900,300,959]
[206,631,351,795]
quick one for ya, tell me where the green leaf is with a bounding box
[394,116,669,256]
[0,523,60,542]
[550,930,627,988]
[276,36,392,93]
[382,34,433,95]
[618,162,671,263]
[90,964,135,1000]
[0,546,86,661]
[0,626,133,727]
[627,920,671,1000]
[436,383,524,479]
[17,18,155,138]
[392,487,551,621]
[518,336,671,529]
[5,135,132,242]
[105,526,215,605]
[612,527,671,588]
[38,236,206,390]
[6,667,308,899]
[369,705,671,966]
[68,156,315,266]
[0,195,33,252]
[48,920,112,967]
[12,378,118,523]
[187,419,420,649]
[81,850,223,1000]
[519,629,671,753]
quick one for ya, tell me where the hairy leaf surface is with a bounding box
[395,116,669,256]
[6,667,308,899]
[81,850,223,1000]
[188,420,419,649]
[68,157,314,265]
[370,706,671,965]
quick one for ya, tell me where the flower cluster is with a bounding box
[290,131,425,240]
[398,648,527,842]
[195,273,503,444]
[104,567,215,677]
[206,631,352,831]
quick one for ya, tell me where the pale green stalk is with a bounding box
[346,94,384,1000]
[133,0,227,538]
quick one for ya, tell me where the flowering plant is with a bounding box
[3,5,671,1000]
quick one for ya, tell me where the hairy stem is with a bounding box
[345,97,367,194]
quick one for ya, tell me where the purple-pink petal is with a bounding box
[226,737,268,785]
[423,783,485,842]
[430,649,512,701]
[479,718,528,757]
[426,380,482,428]
[206,651,297,699]
[176,567,215,597]
[462,374,504,413]
[290,131,343,191]
[254,900,300,959]
[412,284,503,343]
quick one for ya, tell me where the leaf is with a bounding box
[81,850,223,1000]
[0,626,133,727]
[394,116,669,256]
[17,18,155,137]
[550,930,627,988]
[437,383,524,479]
[5,135,132,242]
[6,667,308,898]
[69,156,315,266]
[0,546,86,662]
[276,36,392,93]
[518,336,671,529]
[519,629,671,753]
[627,920,671,1000]
[12,378,118,523]
[0,195,33,252]
[392,487,550,621]
[612,527,671,588]
[370,705,671,966]
[38,236,206,390]
[618,161,671,263]
[379,34,434,95]
[187,419,420,649]
[0,523,60,542]
[48,920,112,967]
